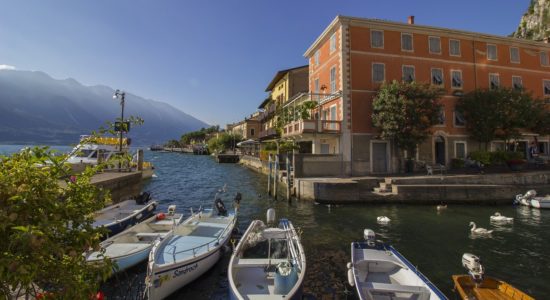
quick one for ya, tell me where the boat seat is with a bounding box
[136,232,168,241]
[234,258,289,268]
[361,282,430,299]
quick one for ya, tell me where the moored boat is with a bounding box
[93,192,158,237]
[347,229,446,300]
[145,195,237,299]
[452,253,533,300]
[515,190,550,209]
[86,205,183,273]
[228,209,306,300]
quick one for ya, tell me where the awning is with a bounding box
[237,139,260,147]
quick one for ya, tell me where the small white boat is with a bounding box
[93,192,158,237]
[514,190,550,209]
[145,200,237,299]
[86,205,182,273]
[228,209,306,300]
[347,229,446,300]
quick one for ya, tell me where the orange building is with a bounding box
[294,15,550,175]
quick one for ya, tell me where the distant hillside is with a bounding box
[0,70,208,145]
[514,0,550,40]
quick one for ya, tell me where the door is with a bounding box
[320,143,330,154]
[372,142,388,173]
[330,105,337,130]
[435,136,446,165]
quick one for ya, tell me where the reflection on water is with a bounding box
[2,145,549,299]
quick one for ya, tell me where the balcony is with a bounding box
[259,128,279,140]
[282,119,342,137]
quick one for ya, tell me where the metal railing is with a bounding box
[282,119,342,137]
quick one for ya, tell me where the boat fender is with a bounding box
[156,213,166,220]
[347,268,355,287]
[266,208,276,225]
[135,213,143,221]
[215,198,227,216]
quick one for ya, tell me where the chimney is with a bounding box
[408,15,415,25]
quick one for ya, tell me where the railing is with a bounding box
[166,212,237,263]
[259,128,279,139]
[282,119,341,137]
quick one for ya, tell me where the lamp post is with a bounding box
[113,89,125,153]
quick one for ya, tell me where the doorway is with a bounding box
[372,142,388,173]
[435,136,446,165]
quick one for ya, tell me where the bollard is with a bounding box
[137,149,144,171]
[286,155,291,201]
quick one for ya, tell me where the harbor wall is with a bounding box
[90,171,143,203]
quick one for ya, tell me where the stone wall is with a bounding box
[293,154,345,177]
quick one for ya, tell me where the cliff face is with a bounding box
[514,0,550,40]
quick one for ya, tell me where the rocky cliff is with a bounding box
[514,0,550,40]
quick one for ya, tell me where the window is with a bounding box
[541,51,549,66]
[371,30,384,48]
[314,50,320,66]
[487,44,497,61]
[437,107,446,126]
[330,66,336,93]
[510,47,520,63]
[538,142,548,155]
[454,111,466,127]
[330,33,336,53]
[512,76,523,91]
[451,70,463,89]
[544,80,550,96]
[372,63,385,83]
[489,73,500,89]
[250,128,255,137]
[429,36,441,54]
[431,68,444,86]
[402,65,415,82]
[455,142,467,159]
[401,33,413,51]
[449,39,461,56]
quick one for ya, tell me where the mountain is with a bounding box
[514,0,550,40]
[0,69,208,145]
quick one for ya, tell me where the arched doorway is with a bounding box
[435,135,446,165]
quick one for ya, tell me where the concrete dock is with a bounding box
[59,171,144,203]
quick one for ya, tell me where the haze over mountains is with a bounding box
[0,69,208,145]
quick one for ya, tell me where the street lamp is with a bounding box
[113,89,126,153]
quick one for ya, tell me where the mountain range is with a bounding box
[0,69,208,146]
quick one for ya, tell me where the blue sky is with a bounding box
[0,0,529,127]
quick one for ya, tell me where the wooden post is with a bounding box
[137,149,144,171]
[286,154,291,201]
[274,154,279,200]
[267,154,272,196]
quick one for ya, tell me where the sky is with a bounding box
[0,0,530,127]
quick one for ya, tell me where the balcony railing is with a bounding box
[259,128,279,139]
[282,119,341,137]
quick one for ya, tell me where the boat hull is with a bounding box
[530,198,550,209]
[452,275,533,300]
[113,244,153,272]
[148,246,223,299]
[99,201,158,237]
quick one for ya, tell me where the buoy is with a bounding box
[266,208,276,224]
[156,212,166,220]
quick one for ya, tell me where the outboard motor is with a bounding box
[167,205,176,216]
[214,198,227,216]
[233,192,242,210]
[364,229,376,246]
[136,191,152,204]
[462,253,484,284]
[266,208,276,225]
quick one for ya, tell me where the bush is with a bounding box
[259,150,276,161]
[470,150,492,166]
[451,158,465,169]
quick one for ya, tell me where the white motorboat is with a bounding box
[145,198,237,299]
[514,190,550,209]
[347,229,447,300]
[86,205,182,273]
[93,192,158,237]
[228,209,306,300]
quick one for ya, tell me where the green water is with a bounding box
[2,146,548,299]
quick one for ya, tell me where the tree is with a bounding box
[372,80,443,159]
[207,132,242,153]
[0,147,113,299]
[456,88,542,150]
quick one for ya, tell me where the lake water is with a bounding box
[2,146,549,299]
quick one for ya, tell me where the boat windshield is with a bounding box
[74,149,97,158]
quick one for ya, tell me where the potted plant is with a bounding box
[506,158,527,171]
